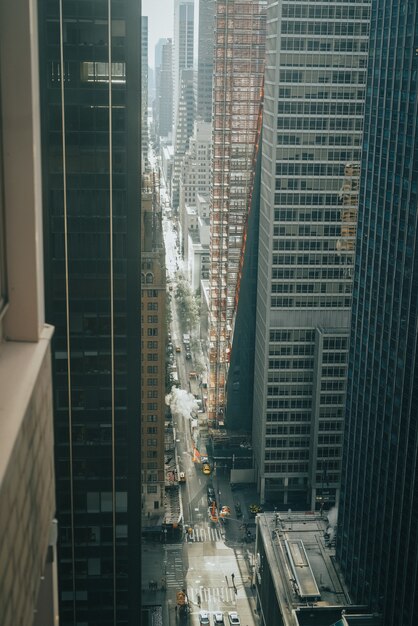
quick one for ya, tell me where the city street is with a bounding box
[160,205,260,626]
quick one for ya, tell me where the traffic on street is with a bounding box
[157,165,259,626]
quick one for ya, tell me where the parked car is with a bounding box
[227,612,240,625]
[179,472,186,483]
[213,612,225,625]
[199,611,210,625]
[207,485,216,505]
[234,501,242,517]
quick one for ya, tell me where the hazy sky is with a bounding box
[142,0,173,67]
[142,0,199,68]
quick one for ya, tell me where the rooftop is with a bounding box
[256,512,382,626]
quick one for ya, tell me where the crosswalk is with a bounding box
[188,586,237,606]
[165,547,185,589]
[187,526,223,543]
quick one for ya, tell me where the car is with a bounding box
[175,346,181,352]
[207,486,216,505]
[227,612,240,625]
[213,612,225,625]
[199,611,210,625]
[202,463,211,475]
[234,501,242,517]
[179,472,186,483]
[207,485,215,498]
[185,352,192,360]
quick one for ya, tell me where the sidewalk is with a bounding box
[141,543,170,626]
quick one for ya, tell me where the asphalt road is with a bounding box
[161,210,259,626]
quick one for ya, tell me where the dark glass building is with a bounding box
[38,2,141,625]
[337,1,418,624]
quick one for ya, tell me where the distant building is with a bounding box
[141,174,167,519]
[252,0,370,508]
[172,69,195,211]
[254,512,382,626]
[157,38,173,140]
[179,121,212,255]
[154,37,169,142]
[142,16,149,165]
[172,0,194,134]
[0,4,57,625]
[337,2,418,624]
[161,144,175,193]
[195,0,215,123]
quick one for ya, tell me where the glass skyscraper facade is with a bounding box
[252,0,370,507]
[38,2,141,624]
[337,2,418,624]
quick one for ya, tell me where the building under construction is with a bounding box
[208,0,267,421]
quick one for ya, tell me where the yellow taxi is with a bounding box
[202,463,211,475]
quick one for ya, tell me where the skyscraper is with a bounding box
[337,2,418,623]
[172,0,194,135]
[142,16,149,166]
[38,2,142,624]
[0,3,57,625]
[141,173,166,521]
[208,0,267,423]
[252,0,370,508]
[153,37,169,143]
[157,38,173,140]
[195,0,215,123]
[172,68,195,211]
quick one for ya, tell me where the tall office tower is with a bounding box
[38,2,141,625]
[208,0,267,422]
[153,38,169,141]
[140,174,166,520]
[157,39,173,139]
[179,120,212,257]
[195,0,215,123]
[337,2,418,623]
[172,0,194,135]
[0,3,57,625]
[172,69,195,211]
[252,0,370,508]
[142,16,149,167]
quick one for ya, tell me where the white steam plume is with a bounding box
[327,506,338,528]
[165,387,198,420]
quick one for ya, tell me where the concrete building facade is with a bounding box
[157,38,173,140]
[141,174,166,520]
[172,0,194,135]
[195,0,215,123]
[172,69,195,211]
[179,120,212,257]
[0,3,57,625]
[142,16,149,166]
[252,0,370,507]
